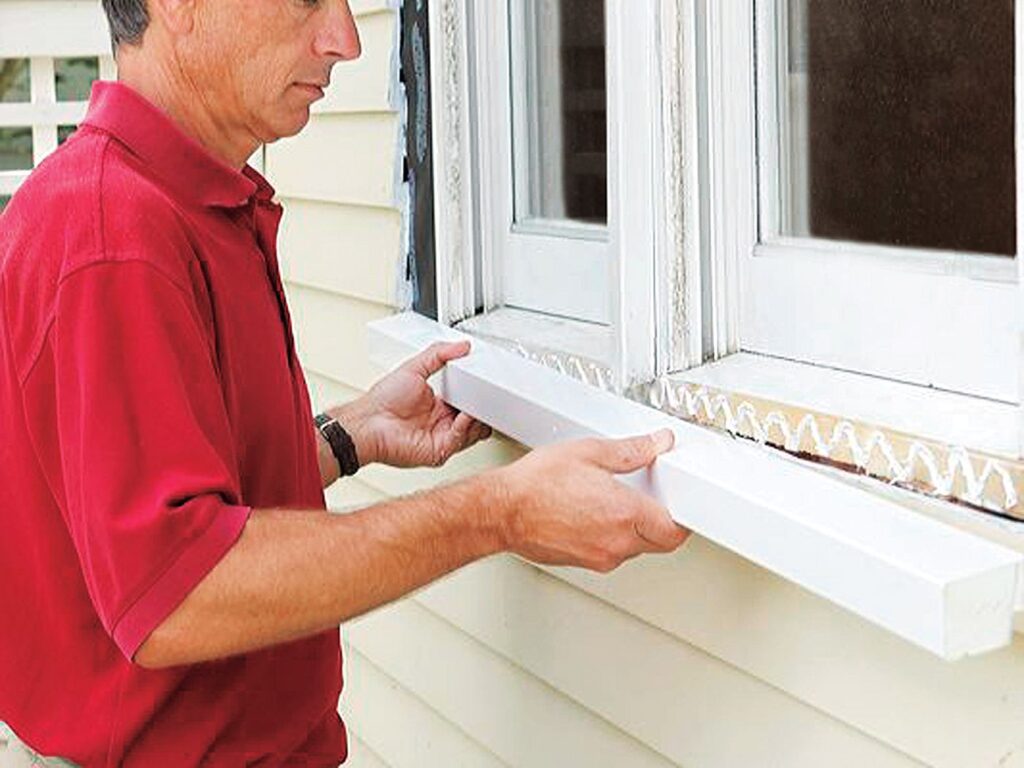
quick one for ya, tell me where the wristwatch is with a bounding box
[314,413,360,477]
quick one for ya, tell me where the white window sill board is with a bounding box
[367,312,1024,660]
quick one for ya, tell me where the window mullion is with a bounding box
[1017,0,1024,457]
[699,0,755,362]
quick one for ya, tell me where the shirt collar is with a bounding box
[83,81,276,209]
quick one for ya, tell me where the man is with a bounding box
[0,0,688,764]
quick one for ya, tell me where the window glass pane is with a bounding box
[0,128,33,171]
[58,125,77,146]
[777,0,1015,256]
[0,195,11,213]
[512,0,607,226]
[0,59,30,103]
[55,57,99,102]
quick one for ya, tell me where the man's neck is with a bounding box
[115,45,260,170]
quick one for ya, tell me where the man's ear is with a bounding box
[146,0,197,37]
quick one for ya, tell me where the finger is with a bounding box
[585,430,675,474]
[405,341,471,379]
[460,420,492,451]
[443,411,475,453]
[633,504,690,553]
[468,421,493,444]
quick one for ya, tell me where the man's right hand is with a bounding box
[493,430,690,573]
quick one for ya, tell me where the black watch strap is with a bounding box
[314,413,360,477]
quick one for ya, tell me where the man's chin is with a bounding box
[265,109,312,143]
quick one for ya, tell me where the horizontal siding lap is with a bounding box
[304,369,364,413]
[544,537,1024,768]
[325,477,388,512]
[266,113,401,208]
[285,284,394,391]
[278,198,403,306]
[341,645,508,768]
[345,599,678,768]
[342,734,390,768]
[415,556,920,768]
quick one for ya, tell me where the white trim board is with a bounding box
[368,312,1024,660]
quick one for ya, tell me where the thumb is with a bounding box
[404,340,471,379]
[586,430,675,474]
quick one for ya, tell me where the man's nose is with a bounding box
[315,0,362,61]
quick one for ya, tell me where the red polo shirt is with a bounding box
[0,82,347,766]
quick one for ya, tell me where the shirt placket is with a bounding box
[250,201,297,366]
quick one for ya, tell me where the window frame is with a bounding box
[699,0,1022,403]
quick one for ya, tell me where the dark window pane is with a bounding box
[0,128,32,171]
[55,57,99,102]
[0,195,11,213]
[514,0,608,225]
[780,0,1015,255]
[58,125,77,145]
[0,59,30,103]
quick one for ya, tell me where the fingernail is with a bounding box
[654,429,674,452]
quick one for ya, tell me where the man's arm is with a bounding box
[135,471,503,668]
[134,432,686,669]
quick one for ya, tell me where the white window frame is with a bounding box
[433,0,666,389]
[699,0,1021,404]
[0,1,115,202]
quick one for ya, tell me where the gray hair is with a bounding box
[101,0,149,49]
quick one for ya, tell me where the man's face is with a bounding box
[181,0,361,143]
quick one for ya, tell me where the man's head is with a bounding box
[103,0,361,152]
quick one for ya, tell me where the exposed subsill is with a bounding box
[678,352,1018,460]
[456,307,614,370]
[368,312,1023,660]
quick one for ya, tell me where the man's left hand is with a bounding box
[334,341,492,469]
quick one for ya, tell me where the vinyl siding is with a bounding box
[266,5,1024,768]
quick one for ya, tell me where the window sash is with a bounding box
[698,0,1022,402]
[474,0,614,325]
[459,0,663,386]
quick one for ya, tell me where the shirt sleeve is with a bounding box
[52,258,252,662]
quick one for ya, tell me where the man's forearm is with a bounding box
[134,472,507,669]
